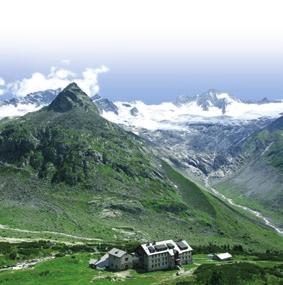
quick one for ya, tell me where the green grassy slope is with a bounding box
[242,115,283,172]
[0,83,282,251]
[215,116,283,226]
[0,253,282,285]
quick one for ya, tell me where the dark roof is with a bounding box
[147,246,155,253]
[154,244,168,251]
[108,248,127,258]
[141,239,192,256]
[166,243,175,249]
[176,241,188,250]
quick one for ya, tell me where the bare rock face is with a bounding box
[130,107,139,116]
[175,89,240,114]
[48,83,97,112]
[91,94,119,114]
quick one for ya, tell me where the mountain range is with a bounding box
[2,90,282,183]
[0,87,283,228]
[0,83,282,252]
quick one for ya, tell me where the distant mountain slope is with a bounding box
[243,115,283,171]
[0,83,281,250]
[0,89,60,118]
[215,116,283,227]
[100,90,283,182]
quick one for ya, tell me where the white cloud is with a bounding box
[5,66,109,97]
[0,77,5,95]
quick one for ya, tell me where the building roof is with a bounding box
[214,252,232,260]
[93,253,109,268]
[89,259,97,265]
[141,239,193,256]
[108,248,127,258]
[176,240,189,250]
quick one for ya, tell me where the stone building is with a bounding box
[108,248,138,271]
[91,239,193,272]
[137,239,193,271]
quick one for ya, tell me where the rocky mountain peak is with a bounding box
[48,82,96,112]
[176,89,240,114]
[91,93,119,114]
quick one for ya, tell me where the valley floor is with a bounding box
[204,180,283,235]
[0,253,282,285]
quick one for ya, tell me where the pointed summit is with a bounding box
[48,82,97,112]
[176,89,240,114]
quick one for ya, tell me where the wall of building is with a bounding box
[143,250,192,271]
[108,254,133,271]
[180,251,192,265]
[144,252,175,271]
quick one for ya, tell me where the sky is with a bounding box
[0,0,282,103]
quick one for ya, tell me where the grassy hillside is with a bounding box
[215,116,283,227]
[0,83,282,252]
[0,252,282,285]
[243,115,283,171]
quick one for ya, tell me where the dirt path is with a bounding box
[0,223,102,242]
[0,256,55,272]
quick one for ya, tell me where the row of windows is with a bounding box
[151,262,167,268]
[151,256,167,262]
[152,259,168,265]
[181,252,191,258]
[151,252,167,258]
[151,253,167,260]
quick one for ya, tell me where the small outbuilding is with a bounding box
[213,252,232,261]
[89,253,109,269]
[108,248,135,271]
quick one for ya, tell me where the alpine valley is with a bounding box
[0,83,283,285]
[1,87,282,231]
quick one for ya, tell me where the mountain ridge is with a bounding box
[1,87,283,123]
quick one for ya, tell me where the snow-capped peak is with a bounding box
[176,89,240,114]
[102,90,283,131]
[0,89,61,118]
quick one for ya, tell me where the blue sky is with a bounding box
[0,0,282,103]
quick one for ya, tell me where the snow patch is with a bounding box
[102,99,283,131]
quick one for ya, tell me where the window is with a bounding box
[125,258,128,261]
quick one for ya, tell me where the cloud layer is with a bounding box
[1,66,109,97]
